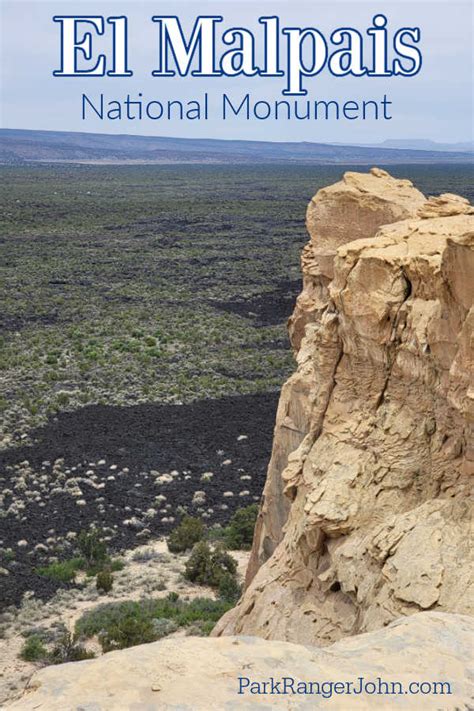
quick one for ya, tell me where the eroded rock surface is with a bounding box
[218,169,474,644]
[8,613,473,710]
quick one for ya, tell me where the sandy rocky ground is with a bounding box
[0,538,249,706]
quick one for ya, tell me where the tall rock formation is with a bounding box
[215,168,474,644]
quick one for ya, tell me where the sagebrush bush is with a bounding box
[48,629,95,664]
[167,516,205,553]
[184,542,237,588]
[152,618,178,639]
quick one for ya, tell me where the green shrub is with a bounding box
[218,572,242,603]
[20,635,47,662]
[96,570,114,594]
[167,516,205,553]
[184,542,237,588]
[77,528,108,569]
[222,504,258,550]
[183,542,213,585]
[99,615,157,653]
[210,546,238,579]
[36,536,122,583]
[19,626,94,665]
[75,595,233,652]
[36,557,84,583]
[173,597,232,627]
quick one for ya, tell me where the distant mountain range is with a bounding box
[1,129,473,165]
[353,139,474,153]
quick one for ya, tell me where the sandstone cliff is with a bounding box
[8,613,473,710]
[216,168,474,644]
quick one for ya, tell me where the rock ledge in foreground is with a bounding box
[7,612,473,710]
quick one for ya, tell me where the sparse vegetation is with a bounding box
[48,629,95,665]
[36,529,123,585]
[1,164,309,608]
[0,164,471,447]
[19,627,94,665]
[167,506,258,557]
[0,164,312,446]
[75,595,233,652]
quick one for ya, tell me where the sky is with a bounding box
[1,0,473,143]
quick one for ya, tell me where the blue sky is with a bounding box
[1,0,473,143]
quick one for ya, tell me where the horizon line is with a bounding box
[1,127,473,154]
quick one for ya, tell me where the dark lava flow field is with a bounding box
[0,393,278,607]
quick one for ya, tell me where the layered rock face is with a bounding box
[217,169,474,644]
[9,614,474,710]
